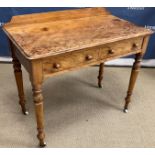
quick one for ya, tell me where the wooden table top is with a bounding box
[3,8,153,60]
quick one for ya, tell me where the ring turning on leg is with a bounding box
[124,52,143,112]
[10,41,28,115]
[32,84,46,147]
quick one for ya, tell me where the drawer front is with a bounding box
[99,37,143,60]
[43,47,100,74]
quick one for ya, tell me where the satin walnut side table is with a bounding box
[3,8,153,147]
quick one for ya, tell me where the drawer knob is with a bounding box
[108,49,115,54]
[132,43,139,50]
[86,55,93,60]
[53,63,61,69]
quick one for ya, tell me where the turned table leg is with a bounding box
[123,52,143,113]
[10,41,28,115]
[123,36,150,113]
[98,62,104,88]
[32,83,46,147]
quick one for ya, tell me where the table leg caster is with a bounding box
[123,108,128,113]
[98,83,103,88]
[23,110,29,115]
[20,101,29,115]
[39,141,47,147]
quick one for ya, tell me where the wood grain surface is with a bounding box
[2,8,154,147]
[3,8,153,60]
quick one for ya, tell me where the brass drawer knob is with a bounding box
[86,55,93,60]
[132,43,139,50]
[108,49,115,54]
[53,63,61,69]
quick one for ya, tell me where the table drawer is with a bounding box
[43,47,100,74]
[99,37,143,60]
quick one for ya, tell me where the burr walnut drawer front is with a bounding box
[99,37,144,60]
[43,48,100,74]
